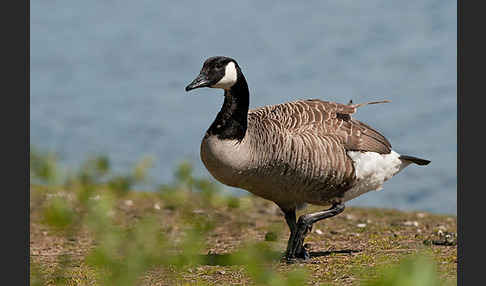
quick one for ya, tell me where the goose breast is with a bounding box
[200,134,254,188]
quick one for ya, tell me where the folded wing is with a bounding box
[249,98,392,154]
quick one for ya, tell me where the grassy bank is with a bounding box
[29,149,457,285]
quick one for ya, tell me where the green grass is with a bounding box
[30,146,457,285]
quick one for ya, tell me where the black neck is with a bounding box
[206,73,249,141]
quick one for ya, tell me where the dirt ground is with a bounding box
[30,188,457,285]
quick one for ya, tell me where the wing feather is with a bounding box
[249,98,392,154]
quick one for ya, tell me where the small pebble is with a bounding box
[218,270,226,275]
[315,229,323,235]
[345,214,355,220]
[357,223,366,228]
[154,203,160,210]
[437,225,447,231]
[124,200,133,206]
[403,221,419,227]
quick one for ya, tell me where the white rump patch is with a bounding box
[212,61,237,89]
[343,150,411,202]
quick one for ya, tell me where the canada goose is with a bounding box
[185,56,430,261]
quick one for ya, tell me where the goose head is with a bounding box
[185,56,240,91]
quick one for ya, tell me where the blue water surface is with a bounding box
[31,1,457,214]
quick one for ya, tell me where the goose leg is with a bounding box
[288,203,345,260]
[281,209,297,260]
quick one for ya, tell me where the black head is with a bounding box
[185,56,240,92]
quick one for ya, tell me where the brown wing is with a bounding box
[249,98,392,154]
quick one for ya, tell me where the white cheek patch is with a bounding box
[212,61,237,89]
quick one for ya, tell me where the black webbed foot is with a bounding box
[282,203,345,263]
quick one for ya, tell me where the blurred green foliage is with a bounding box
[42,197,75,230]
[158,160,225,210]
[30,146,448,285]
[362,255,445,286]
[30,146,62,185]
[229,242,306,286]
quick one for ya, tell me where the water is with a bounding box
[31,1,456,214]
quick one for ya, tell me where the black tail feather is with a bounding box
[399,155,431,166]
